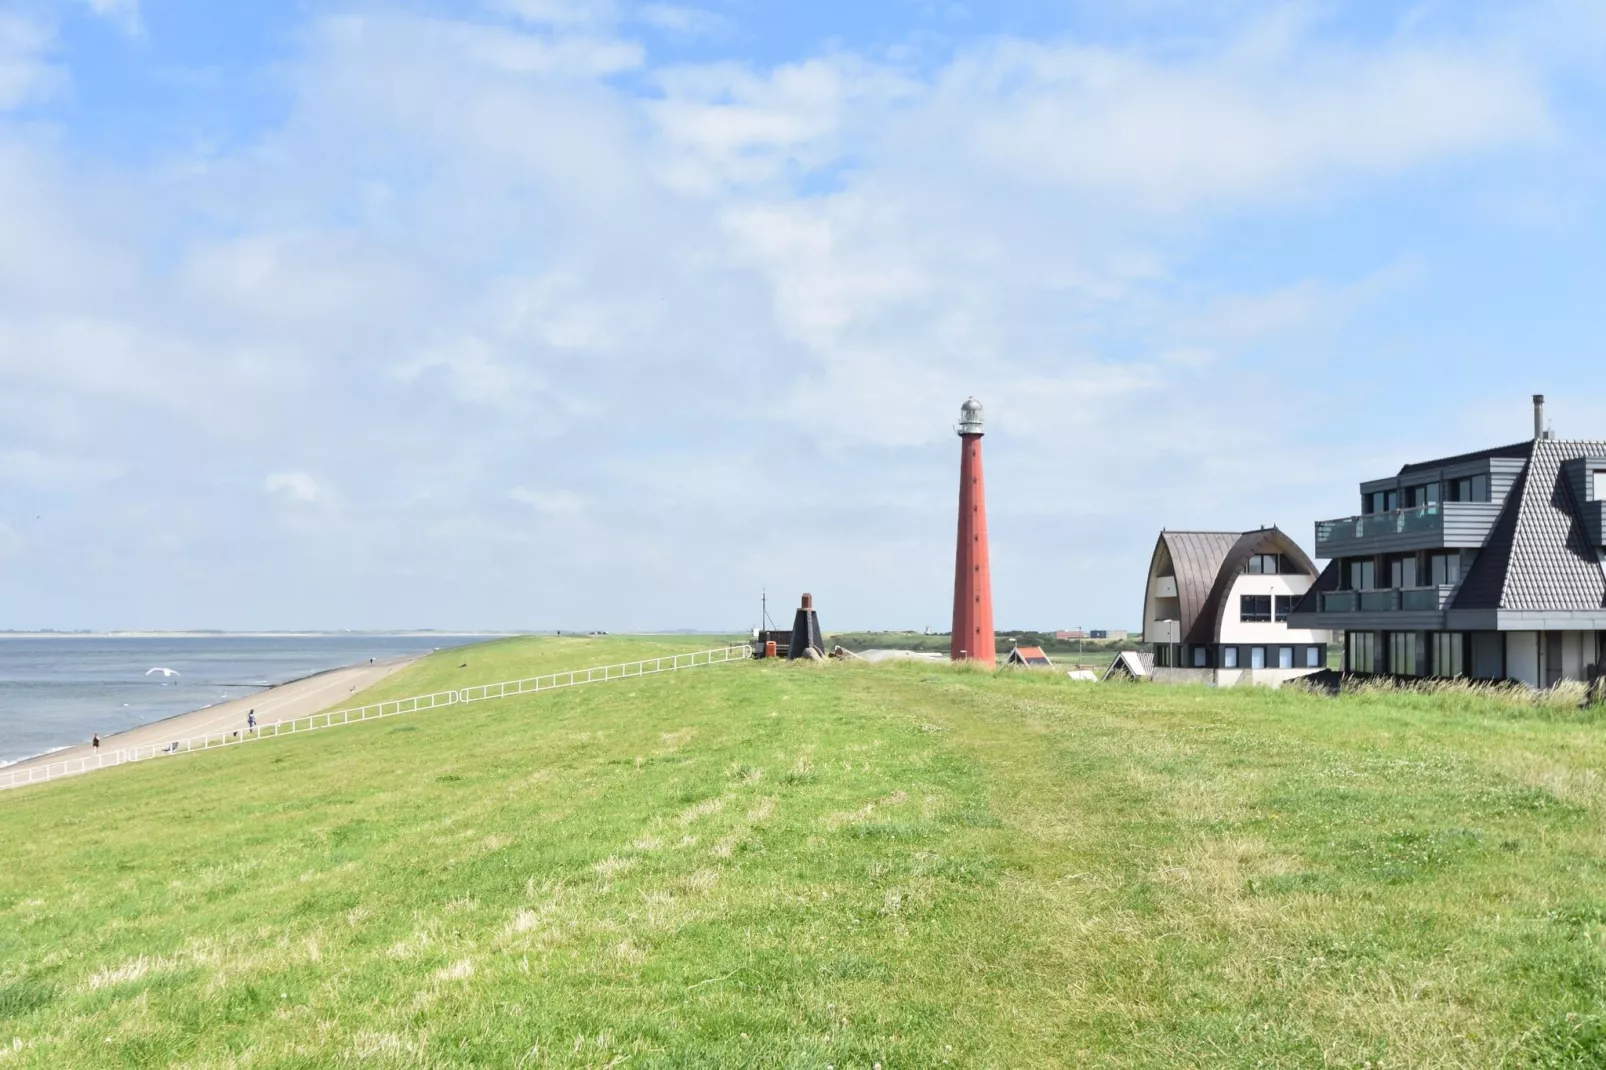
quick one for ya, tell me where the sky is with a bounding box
[1,0,1605,633]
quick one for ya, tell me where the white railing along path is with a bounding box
[0,644,753,792]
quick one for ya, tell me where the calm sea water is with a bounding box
[0,635,489,764]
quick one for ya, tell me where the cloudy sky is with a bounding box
[1,0,1603,633]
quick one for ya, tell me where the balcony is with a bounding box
[1311,585,1456,619]
[1154,575,1179,598]
[1314,501,1503,557]
[1148,619,1180,645]
[1321,591,1357,613]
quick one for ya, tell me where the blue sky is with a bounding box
[1,0,1604,632]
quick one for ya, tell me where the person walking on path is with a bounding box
[247,710,256,733]
[91,733,100,753]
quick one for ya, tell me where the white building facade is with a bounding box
[1143,528,1332,687]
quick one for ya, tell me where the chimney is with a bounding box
[1533,394,1546,440]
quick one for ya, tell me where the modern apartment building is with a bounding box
[1287,396,1606,686]
[1141,527,1332,685]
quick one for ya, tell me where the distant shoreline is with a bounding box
[0,654,428,781]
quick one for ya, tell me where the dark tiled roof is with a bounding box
[1452,477,1521,610]
[1290,560,1342,616]
[1151,531,1239,641]
[1398,441,1532,476]
[1489,439,1606,611]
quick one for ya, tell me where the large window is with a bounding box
[1348,631,1376,673]
[1192,646,1207,667]
[1405,483,1440,507]
[1278,647,1294,669]
[1389,632,1419,676]
[1432,632,1464,677]
[1240,595,1272,622]
[1347,559,1376,590]
[1250,646,1267,669]
[1274,595,1296,622]
[1363,490,1399,514]
[1222,647,1239,668]
[1429,552,1462,587]
[1247,554,1288,575]
[1447,474,1491,503]
[1305,646,1321,668]
[1389,555,1418,589]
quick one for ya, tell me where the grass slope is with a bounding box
[3,637,1606,1067]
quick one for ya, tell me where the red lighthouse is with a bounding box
[951,397,996,665]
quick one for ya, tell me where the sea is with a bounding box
[0,634,490,765]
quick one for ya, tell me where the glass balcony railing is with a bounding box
[1315,586,1455,614]
[1400,587,1443,611]
[1316,504,1443,543]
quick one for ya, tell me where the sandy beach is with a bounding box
[3,654,423,781]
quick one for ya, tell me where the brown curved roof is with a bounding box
[1146,531,1239,642]
[1191,528,1319,643]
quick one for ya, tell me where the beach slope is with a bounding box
[3,656,420,780]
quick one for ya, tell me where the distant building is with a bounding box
[1142,527,1332,686]
[1104,650,1153,681]
[1288,395,1606,685]
[1006,645,1053,668]
[1055,629,1087,640]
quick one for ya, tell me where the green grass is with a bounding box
[4,636,1606,1067]
[349,633,747,706]
[829,630,1141,668]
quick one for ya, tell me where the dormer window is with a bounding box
[1404,483,1439,507]
[1246,553,1285,574]
[1447,474,1490,503]
[1361,491,1397,515]
[1595,469,1606,501]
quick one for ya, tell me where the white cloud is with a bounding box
[637,4,727,38]
[916,33,1550,214]
[265,472,330,505]
[0,449,121,490]
[649,57,915,194]
[0,521,22,558]
[0,4,1591,629]
[509,488,586,515]
[78,0,142,36]
[488,0,617,30]
[0,15,65,110]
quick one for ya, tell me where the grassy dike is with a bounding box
[3,636,1606,1067]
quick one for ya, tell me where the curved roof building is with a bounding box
[1141,527,1331,683]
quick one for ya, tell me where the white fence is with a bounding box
[0,644,753,792]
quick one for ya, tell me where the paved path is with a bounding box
[5,655,422,780]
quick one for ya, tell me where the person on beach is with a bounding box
[92,733,100,752]
[248,710,256,731]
